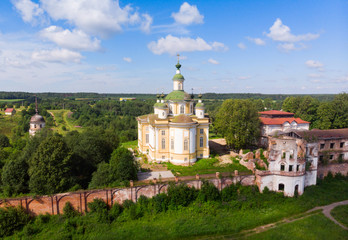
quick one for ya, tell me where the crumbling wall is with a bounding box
[0,175,255,216]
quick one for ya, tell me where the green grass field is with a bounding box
[331,204,348,228]
[0,114,21,136]
[49,109,83,135]
[0,99,24,103]
[167,157,251,176]
[244,213,348,240]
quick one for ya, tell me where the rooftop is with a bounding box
[165,90,191,101]
[171,114,194,123]
[259,110,294,117]
[260,117,310,125]
[5,108,14,112]
[292,128,348,140]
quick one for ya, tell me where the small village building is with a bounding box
[259,110,310,146]
[256,136,318,196]
[137,59,210,165]
[4,108,16,116]
[286,128,348,163]
[29,97,45,136]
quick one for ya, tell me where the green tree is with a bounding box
[110,147,138,181]
[0,134,10,148]
[0,206,31,237]
[215,99,261,150]
[28,135,74,194]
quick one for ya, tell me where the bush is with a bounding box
[197,181,220,202]
[0,134,10,148]
[0,206,31,237]
[110,203,123,221]
[87,198,109,222]
[221,184,239,202]
[150,193,169,213]
[167,183,198,208]
[63,202,79,219]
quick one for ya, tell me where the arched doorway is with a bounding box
[294,184,299,197]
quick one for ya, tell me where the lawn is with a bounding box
[0,114,21,136]
[0,99,24,103]
[244,213,348,240]
[121,140,138,149]
[167,157,251,176]
[331,204,348,228]
[49,109,83,135]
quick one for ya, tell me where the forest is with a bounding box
[0,92,347,198]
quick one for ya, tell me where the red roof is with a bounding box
[260,117,310,125]
[5,108,14,112]
[259,110,294,115]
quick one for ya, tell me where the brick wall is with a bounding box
[317,163,348,178]
[0,175,255,216]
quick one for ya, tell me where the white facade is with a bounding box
[257,137,317,197]
[262,122,310,136]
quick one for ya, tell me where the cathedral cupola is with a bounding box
[195,94,205,119]
[172,54,185,91]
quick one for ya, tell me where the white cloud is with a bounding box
[148,35,226,55]
[305,60,324,71]
[237,42,246,49]
[40,0,152,37]
[40,26,101,51]
[32,48,83,63]
[208,58,219,65]
[171,2,204,25]
[12,0,45,24]
[123,57,132,63]
[140,14,153,33]
[247,37,265,46]
[267,18,319,42]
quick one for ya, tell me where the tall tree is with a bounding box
[28,135,74,194]
[215,99,261,150]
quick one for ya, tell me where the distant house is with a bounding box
[4,108,15,116]
[259,110,309,146]
[120,97,136,101]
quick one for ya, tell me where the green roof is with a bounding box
[165,90,191,101]
[195,102,205,108]
[154,102,167,108]
[173,74,185,80]
[172,114,194,123]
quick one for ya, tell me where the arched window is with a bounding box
[162,111,165,116]
[178,83,182,90]
[171,138,174,150]
[190,104,193,113]
[180,105,185,114]
[278,183,284,191]
[169,105,173,114]
[162,138,166,149]
[184,139,188,151]
[200,137,204,147]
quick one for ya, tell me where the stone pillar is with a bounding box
[175,176,179,183]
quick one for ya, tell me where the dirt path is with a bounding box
[198,199,348,239]
[209,139,234,164]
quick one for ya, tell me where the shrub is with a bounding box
[167,183,198,208]
[221,184,239,202]
[197,181,220,202]
[0,206,31,237]
[63,202,79,219]
[110,203,123,221]
[150,193,169,213]
[87,198,109,222]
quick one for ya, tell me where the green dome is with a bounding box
[173,73,184,80]
[154,102,167,108]
[195,102,205,108]
[165,90,191,101]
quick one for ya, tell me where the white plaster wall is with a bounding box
[305,171,317,186]
[260,175,305,197]
[174,128,183,154]
[196,109,204,118]
[173,80,184,90]
[190,127,196,153]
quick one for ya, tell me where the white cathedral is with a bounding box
[137,59,210,165]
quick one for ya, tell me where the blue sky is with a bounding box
[0,0,347,94]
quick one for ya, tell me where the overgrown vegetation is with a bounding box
[2,173,348,239]
[166,158,251,176]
